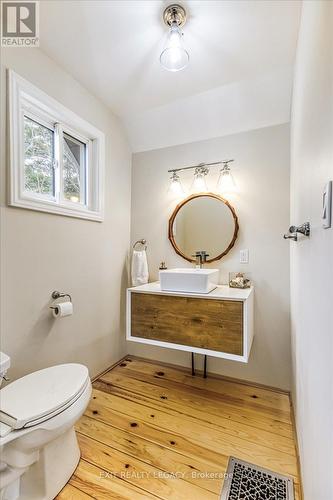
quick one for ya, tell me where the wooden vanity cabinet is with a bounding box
[126,283,254,362]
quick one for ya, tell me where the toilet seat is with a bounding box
[0,364,89,436]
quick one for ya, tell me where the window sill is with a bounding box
[9,198,103,222]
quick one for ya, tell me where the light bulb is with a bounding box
[168,172,184,195]
[160,22,189,72]
[192,167,208,192]
[217,166,237,194]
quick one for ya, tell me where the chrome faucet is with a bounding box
[192,251,209,269]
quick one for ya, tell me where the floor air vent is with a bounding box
[220,457,294,500]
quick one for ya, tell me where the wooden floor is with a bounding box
[57,356,301,500]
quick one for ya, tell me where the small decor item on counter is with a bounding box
[229,272,251,289]
[159,261,168,270]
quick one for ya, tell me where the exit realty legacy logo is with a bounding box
[1,1,39,46]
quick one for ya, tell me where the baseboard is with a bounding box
[90,354,129,383]
[290,395,304,500]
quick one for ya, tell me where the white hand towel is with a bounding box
[131,250,149,286]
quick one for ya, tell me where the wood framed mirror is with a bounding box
[168,193,239,263]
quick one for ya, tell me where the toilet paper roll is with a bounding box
[53,301,73,318]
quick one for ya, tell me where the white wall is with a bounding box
[0,48,131,381]
[129,124,291,390]
[125,67,294,152]
[290,2,333,499]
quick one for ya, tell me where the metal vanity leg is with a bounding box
[191,352,195,376]
[203,355,207,378]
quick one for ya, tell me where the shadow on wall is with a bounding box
[28,299,57,340]
[119,258,131,353]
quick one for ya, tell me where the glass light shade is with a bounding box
[160,23,189,72]
[217,168,237,193]
[192,172,208,192]
[168,172,184,195]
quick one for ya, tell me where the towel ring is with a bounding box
[133,239,147,250]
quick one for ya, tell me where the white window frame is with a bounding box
[8,70,105,221]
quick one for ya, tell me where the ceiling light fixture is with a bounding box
[160,4,189,72]
[217,160,237,193]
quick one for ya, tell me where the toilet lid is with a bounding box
[0,364,89,431]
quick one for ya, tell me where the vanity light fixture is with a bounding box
[192,165,209,193]
[168,160,235,194]
[168,171,185,195]
[160,4,189,72]
[217,160,237,194]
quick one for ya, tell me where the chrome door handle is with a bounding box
[289,222,310,237]
[284,233,297,241]
[283,222,310,241]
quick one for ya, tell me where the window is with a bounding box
[24,116,55,198]
[8,70,104,221]
[62,133,86,204]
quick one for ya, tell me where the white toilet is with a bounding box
[0,354,92,500]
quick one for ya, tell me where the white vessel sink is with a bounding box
[159,268,219,294]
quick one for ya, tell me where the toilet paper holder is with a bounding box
[50,290,72,310]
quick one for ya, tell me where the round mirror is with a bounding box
[168,193,239,263]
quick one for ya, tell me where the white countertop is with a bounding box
[128,282,253,301]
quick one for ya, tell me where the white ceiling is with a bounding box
[39,1,301,151]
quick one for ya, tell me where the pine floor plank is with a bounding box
[69,459,159,499]
[118,357,291,412]
[56,483,93,499]
[96,371,293,438]
[103,368,291,423]
[88,387,299,481]
[76,414,223,494]
[84,398,229,468]
[60,355,301,500]
[77,433,216,500]
[95,374,294,452]
[294,483,302,500]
